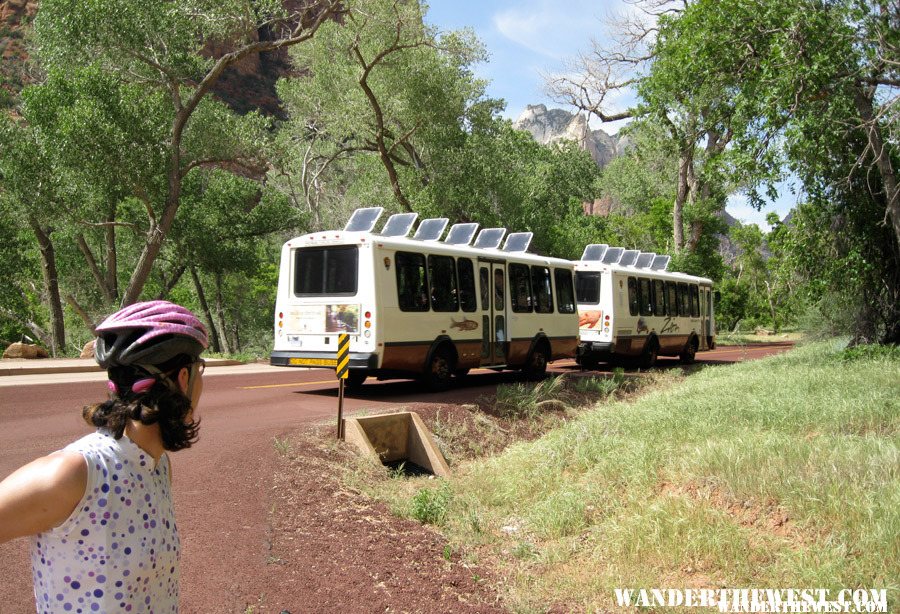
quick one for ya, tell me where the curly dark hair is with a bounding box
[83,354,200,451]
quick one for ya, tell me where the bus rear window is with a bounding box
[576,272,601,304]
[294,246,358,296]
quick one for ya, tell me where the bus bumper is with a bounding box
[577,341,614,361]
[270,351,379,369]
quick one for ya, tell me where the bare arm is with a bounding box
[0,452,87,543]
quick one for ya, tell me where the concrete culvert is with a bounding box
[343,412,450,477]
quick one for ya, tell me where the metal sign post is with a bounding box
[336,333,349,439]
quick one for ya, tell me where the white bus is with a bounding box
[271,208,579,390]
[574,244,716,369]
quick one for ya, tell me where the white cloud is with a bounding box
[492,0,608,60]
[493,8,567,58]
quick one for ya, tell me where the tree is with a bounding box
[274,0,491,224]
[647,0,899,342]
[31,0,343,306]
[545,0,749,258]
[0,116,69,353]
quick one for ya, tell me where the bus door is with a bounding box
[700,287,710,350]
[478,261,507,365]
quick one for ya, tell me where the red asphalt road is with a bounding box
[0,342,792,613]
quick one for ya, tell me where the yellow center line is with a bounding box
[240,379,337,390]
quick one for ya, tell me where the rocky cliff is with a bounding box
[513,104,628,168]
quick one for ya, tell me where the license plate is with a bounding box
[289,357,337,367]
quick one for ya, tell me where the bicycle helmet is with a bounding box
[94,300,209,370]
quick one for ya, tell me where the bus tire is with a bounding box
[523,340,549,381]
[424,346,455,392]
[345,370,367,389]
[680,336,698,364]
[640,336,659,369]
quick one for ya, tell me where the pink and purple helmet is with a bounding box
[94,301,209,369]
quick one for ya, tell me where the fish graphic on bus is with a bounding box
[450,317,479,331]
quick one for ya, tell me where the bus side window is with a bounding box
[639,278,653,316]
[494,268,505,311]
[396,251,428,311]
[554,269,576,314]
[531,266,554,313]
[678,283,689,317]
[458,258,477,312]
[480,267,490,310]
[428,255,459,312]
[667,281,678,316]
[510,263,533,313]
[628,277,639,316]
[654,280,666,316]
[691,284,700,317]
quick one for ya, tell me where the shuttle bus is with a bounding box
[271,208,579,390]
[575,244,716,369]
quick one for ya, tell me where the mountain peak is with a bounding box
[513,105,627,168]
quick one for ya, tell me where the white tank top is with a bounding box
[30,430,180,613]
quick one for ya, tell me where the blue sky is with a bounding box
[425,0,797,229]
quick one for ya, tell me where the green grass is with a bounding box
[378,340,900,611]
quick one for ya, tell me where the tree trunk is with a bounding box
[65,294,97,334]
[121,106,189,306]
[155,265,187,301]
[853,85,900,258]
[189,266,222,353]
[76,234,116,305]
[354,46,414,213]
[764,280,778,334]
[105,206,119,302]
[28,218,65,355]
[674,147,692,252]
[213,271,232,354]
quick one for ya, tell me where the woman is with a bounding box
[0,301,208,613]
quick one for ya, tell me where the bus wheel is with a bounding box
[425,348,454,392]
[680,337,698,364]
[640,337,658,369]
[345,370,367,389]
[523,343,549,381]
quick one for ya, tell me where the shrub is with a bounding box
[410,482,452,525]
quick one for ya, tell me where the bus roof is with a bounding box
[284,230,575,268]
[574,258,713,284]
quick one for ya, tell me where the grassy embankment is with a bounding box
[367,341,900,611]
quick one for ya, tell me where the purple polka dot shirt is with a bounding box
[30,430,179,613]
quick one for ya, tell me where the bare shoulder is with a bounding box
[0,451,88,543]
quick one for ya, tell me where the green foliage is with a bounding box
[275,0,600,258]
[493,376,568,419]
[838,343,900,363]
[421,121,600,257]
[410,481,453,525]
[572,369,626,398]
[643,0,900,343]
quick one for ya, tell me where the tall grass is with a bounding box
[393,340,900,610]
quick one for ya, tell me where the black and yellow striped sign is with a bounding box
[336,333,349,379]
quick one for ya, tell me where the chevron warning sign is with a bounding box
[336,333,349,380]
